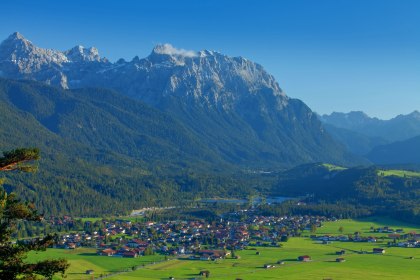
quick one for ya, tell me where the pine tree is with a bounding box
[0,148,69,279]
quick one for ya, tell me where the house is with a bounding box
[336,258,346,262]
[99,248,117,256]
[388,234,401,239]
[368,237,377,243]
[66,243,77,249]
[200,254,211,261]
[197,250,228,259]
[123,251,138,258]
[373,248,385,254]
[298,255,311,262]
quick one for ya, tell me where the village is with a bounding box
[43,212,420,264]
[51,214,325,258]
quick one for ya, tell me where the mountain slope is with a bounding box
[0,78,224,170]
[367,135,420,164]
[323,123,389,155]
[0,78,251,216]
[270,163,420,223]
[0,33,364,167]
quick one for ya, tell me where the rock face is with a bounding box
[0,34,283,108]
[0,33,363,167]
[0,32,109,89]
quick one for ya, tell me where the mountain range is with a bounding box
[320,111,420,163]
[320,111,420,142]
[0,32,361,169]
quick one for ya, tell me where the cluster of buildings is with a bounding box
[311,234,378,243]
[311,228,420,249]
[51,214,332,258]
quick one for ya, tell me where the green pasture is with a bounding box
[322,163,347,171]
[107,238,420,280]
[26,248,164,280]
[315,216,420,236]
[378,169,420,178]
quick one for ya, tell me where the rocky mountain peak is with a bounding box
[7,31,27,42]
[0,31,35,57]
[394,110,420,121]
[64,45,103,62]
[408,110,420,119]
[147,44,198,66]
[151,43,198,58]
[0,32,69,78]
[320,111,381,129]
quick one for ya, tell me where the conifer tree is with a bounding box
[0,148,69,279]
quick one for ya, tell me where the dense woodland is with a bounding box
[269,164,420,224]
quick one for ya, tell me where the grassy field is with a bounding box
[78,216,145,223]
[322,163,347,171]
[28,217,420,279]
[107,238,420,280]
[378,169,420,178]
[315,216,420,236]
[26,248,164,280]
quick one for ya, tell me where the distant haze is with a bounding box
[0,0,419,119]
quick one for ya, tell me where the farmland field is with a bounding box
[26,248,164,280]
[106,238,420,280]
[28,217,420,279]
[314,216,420,236]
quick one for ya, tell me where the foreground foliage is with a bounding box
[0,148,69,279]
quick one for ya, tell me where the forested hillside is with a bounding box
[271,164,420,223]
[0,78,263,216]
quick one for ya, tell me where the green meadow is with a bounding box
[28,217,420,279]
[378,169,420,178]
[26,248,164,280]
[105,238,420,280]
[78,216,145,223]
[315,216,420,236]
[322,163,347,171]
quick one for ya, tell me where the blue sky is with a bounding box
[1,0,419,119]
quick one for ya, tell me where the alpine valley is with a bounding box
[0,32,419,221]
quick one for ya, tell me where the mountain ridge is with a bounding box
[320,110,420,157]
[0,32,365,167]
[320,110,420,142]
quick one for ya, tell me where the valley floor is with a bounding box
[27,217,420,280]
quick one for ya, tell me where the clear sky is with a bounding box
[1,0,419,119]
